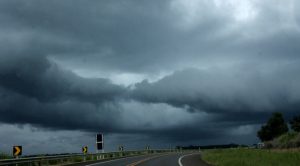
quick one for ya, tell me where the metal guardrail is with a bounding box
[0,149,182,166]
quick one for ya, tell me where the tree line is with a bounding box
[257,112,300,141]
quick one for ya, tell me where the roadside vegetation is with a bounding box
[0,153,11,159]
[257,112,300,148]
[202,113,300,165]
[203,148,300,166]
[267,132,300,148]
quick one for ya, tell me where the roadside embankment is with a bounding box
[202,148,300,166]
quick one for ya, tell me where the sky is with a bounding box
[1,0,300,155]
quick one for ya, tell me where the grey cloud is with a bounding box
[0,56,250,144]
[0,54,298,148]
[0,0,238,73]
[0,55,125,103]
[0,54,127,133]
[132,66,300,120]
[1,0,299,75]
[0,0,300,153]
[0,86,122,132]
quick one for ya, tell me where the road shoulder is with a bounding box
[179,153,212,166]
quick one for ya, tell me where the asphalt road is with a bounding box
[78,152,210,166]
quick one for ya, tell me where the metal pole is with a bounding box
[96,150,99,160]
[15,156,18,166]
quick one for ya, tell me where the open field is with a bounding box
[202,148,300,166]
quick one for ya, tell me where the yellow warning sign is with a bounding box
[13,146,22,156]
[82,146,88,154]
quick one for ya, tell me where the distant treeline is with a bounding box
[177,144,248,150]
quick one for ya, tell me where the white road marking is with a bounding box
[178,153,199,166]
[126,153,171,166]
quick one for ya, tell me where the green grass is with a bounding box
[0,153,12,159]
[202,148,300,166]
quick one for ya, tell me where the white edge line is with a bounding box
[178,153,199,166]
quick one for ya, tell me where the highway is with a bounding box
[73,152,210,166]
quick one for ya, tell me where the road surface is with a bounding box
[73,152,210,166]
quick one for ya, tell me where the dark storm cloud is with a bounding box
[0,0,299,73]
[0,0,300,151]
[0,55,125,103]
[0,0,180,72]
[132,66,300,121]
[0,54,127,132]
[0,0,238,73]
[1,0,299,74]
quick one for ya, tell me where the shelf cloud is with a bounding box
[0,0,300,153]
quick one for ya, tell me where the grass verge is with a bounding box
[202,148,300,166]
[0,153,12,159]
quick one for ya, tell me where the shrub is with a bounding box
[290,115,300,132]
[257,112,288,141]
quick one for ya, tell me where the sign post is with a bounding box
[118,146,124,157]
[146,145,150,154]
[82,146,88,161]
[118,146,124,152]
[13,146,22,166]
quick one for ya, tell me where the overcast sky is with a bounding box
[1,0,300,155]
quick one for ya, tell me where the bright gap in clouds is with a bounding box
[214,0,257,22]
[49,57,170,86]
[173,0,257,23]
[70,69,171,87]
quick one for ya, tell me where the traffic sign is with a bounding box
[82,146,88,154]
[119,146,124,151]
[146,146,150,150]
[96,134,103,150]
[97,142,103,150]
[13,146,22,156]
[96,134,103,142]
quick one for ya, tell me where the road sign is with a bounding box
[13,146,22,156]
[97,142,103,150]
[96,134,103,150]
[146,146,150,150]
[119,146,124,151]
[82,146,88,154]
[96,134,103,142]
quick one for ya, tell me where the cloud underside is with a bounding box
[0,0,300,145]
[1,54,300,143]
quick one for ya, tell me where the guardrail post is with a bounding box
[0,149,178,166]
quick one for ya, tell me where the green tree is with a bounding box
[257,112,288,141]
[290,115,300,132]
